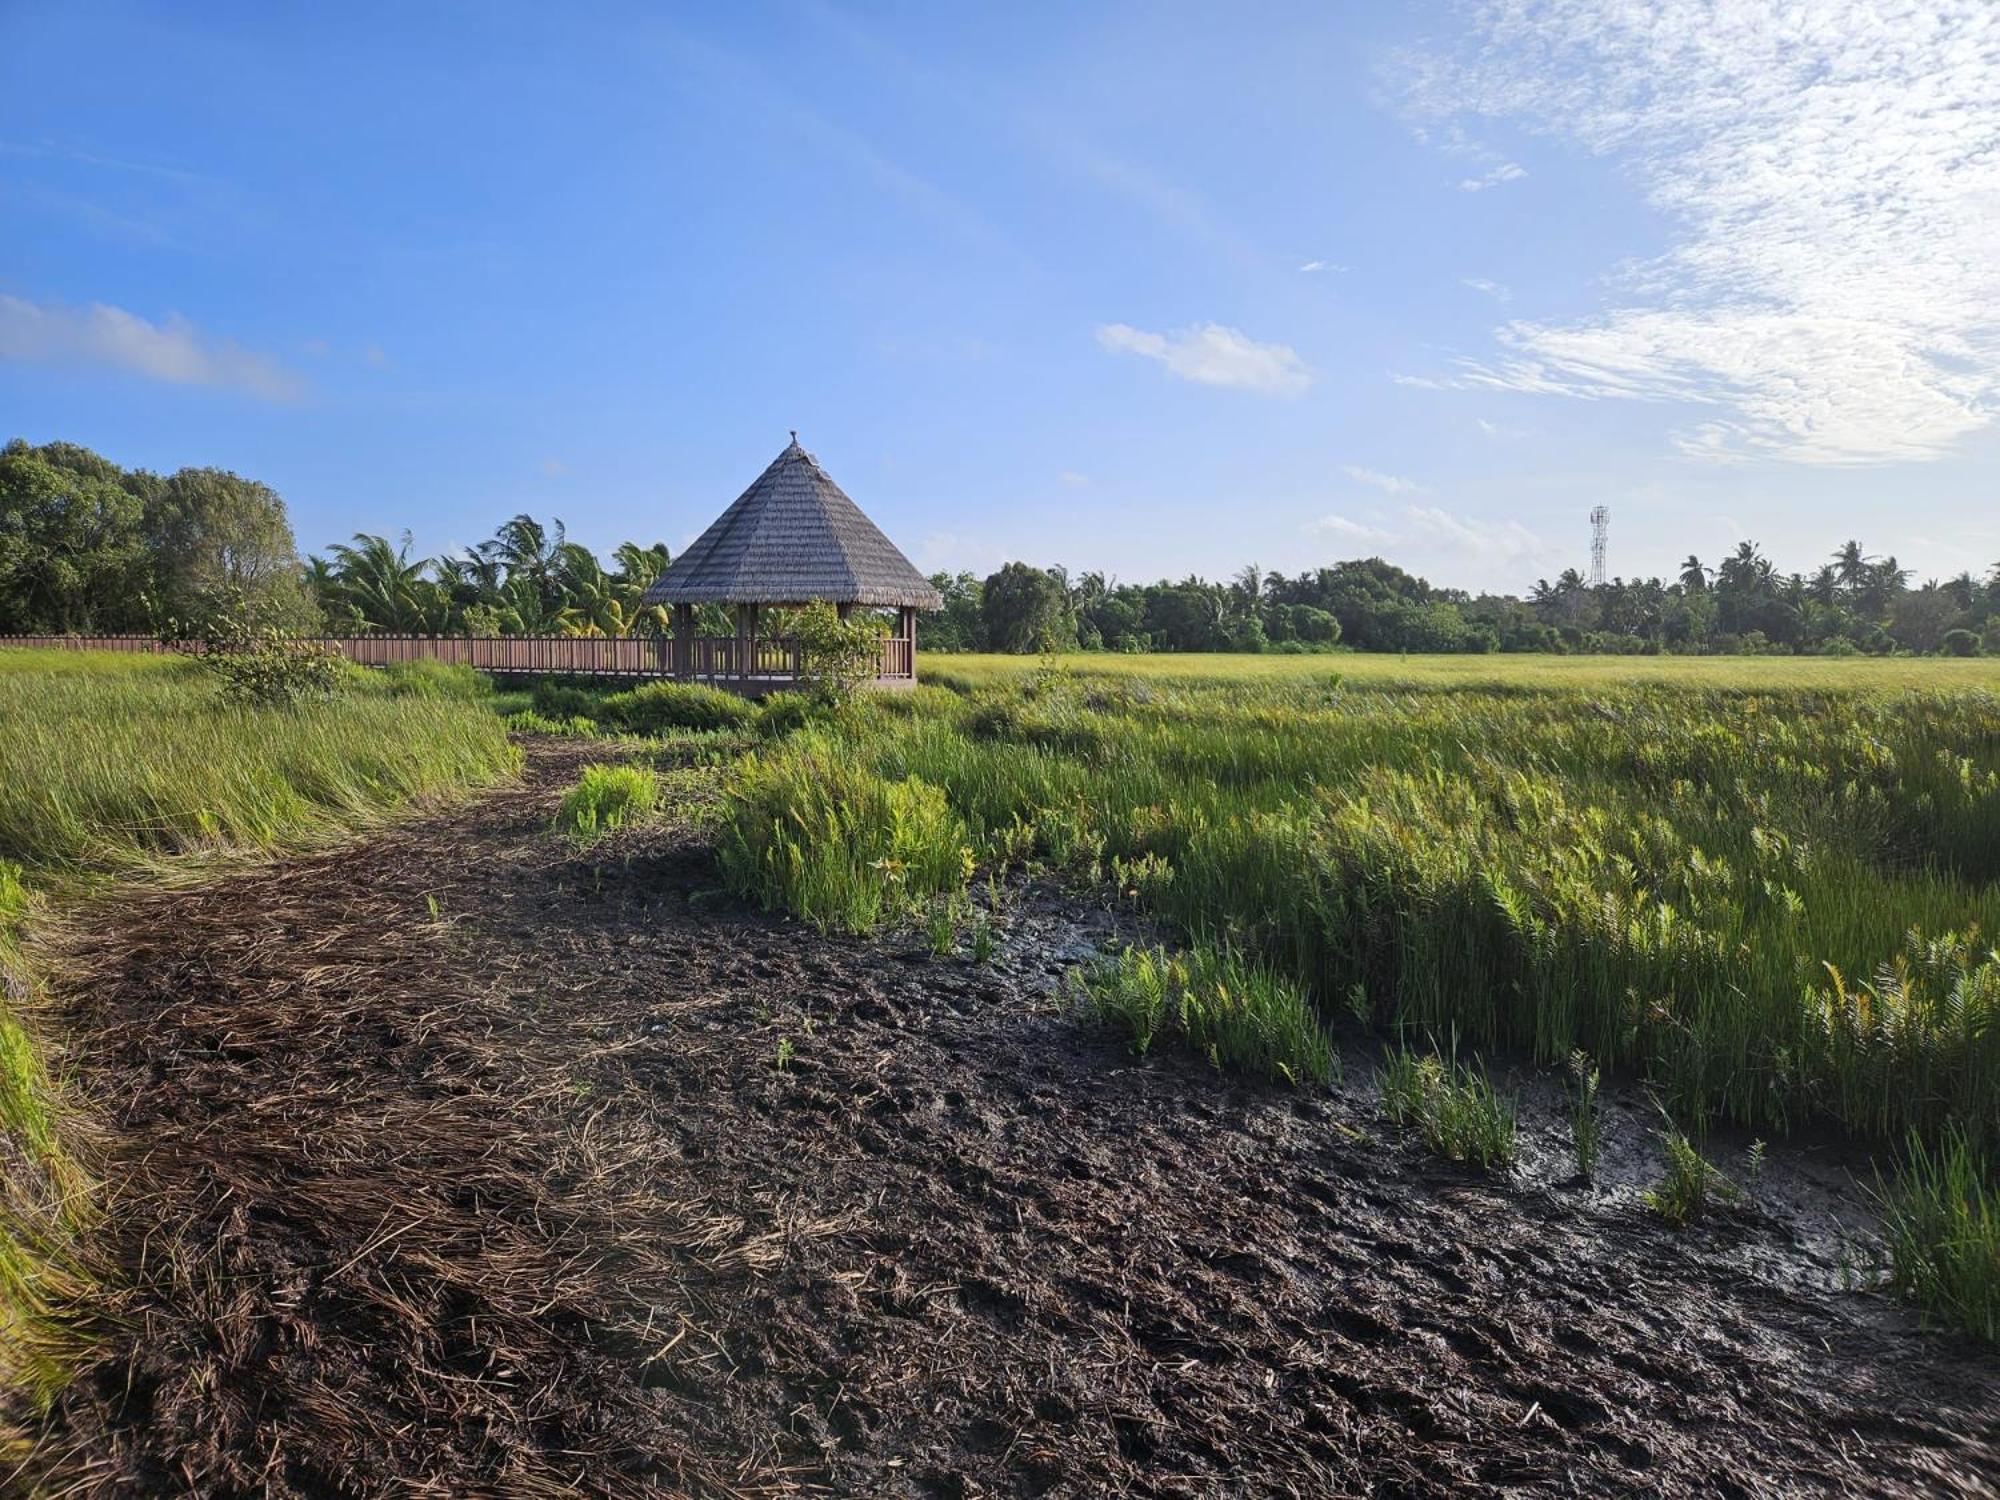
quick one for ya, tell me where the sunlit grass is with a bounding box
[0,646,520,1425]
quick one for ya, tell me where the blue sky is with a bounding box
[4,0,1997,592]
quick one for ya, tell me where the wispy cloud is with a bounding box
[1461,277,1510,300]
[1096,322,1313,396]
[1399,1,2000,464]
[1458,161,1527,192]
[1304,501,1558,585]
[1403,504,1549,566]
[1343,464,1423,495]
[1305,514,1395,543]
[1058,470,1092,488]
[0,294,304,401]
[1298,259,1346,273]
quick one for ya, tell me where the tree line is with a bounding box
[927,548,2000,657]
[5,438,1997,655]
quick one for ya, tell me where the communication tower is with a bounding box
[1589,505,1609,587]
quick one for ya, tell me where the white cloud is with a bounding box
[1343,464,1423,496]
[363,343,391,370]
[1403,504,1551,566]
[1299,259,1346,273]
[1461,277,1510,300]
[1305,514,1395,543]
[1304,501,1558,586]
[1458,162,1527,192]
[0,293,303,401]
[1096,321,1312,396]
[1059,470,1091,487]
[539,458,569,478]
[1400,2,2000,464]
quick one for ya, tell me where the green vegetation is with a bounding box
[1568,1051,1602,1182]
[1073,943,1333,1086]
[1875,1132,2000,1343]
[712,655,2000,1330]
[1644,1133,1738,1227]
[598,680,755,735]
[920,545,2000,657]
[1377,1045,1518,1168]
[554,763,661,842]
[718,734,972,933]
[0,647,518,1422]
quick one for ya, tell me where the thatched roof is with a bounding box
[643,438,943,609]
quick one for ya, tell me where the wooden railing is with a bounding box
[0,633,917,686]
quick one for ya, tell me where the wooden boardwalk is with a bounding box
[0,633,916,691]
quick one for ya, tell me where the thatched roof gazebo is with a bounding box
[642,436,942,692]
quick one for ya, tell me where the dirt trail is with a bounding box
[19,742,2000,1497]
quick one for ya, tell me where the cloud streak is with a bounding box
[1399,1,2000,464]
[1097,322,1313,396]
[0,294,304,401]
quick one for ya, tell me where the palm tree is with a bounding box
[1832,539,1873,594]
[323,533,445,633]
[1679,555,1708,592]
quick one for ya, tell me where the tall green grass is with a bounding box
[0,647,519,1425]
[1073,942,1333,1086]
[716,660,2000,1332]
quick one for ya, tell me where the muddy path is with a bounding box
[18,741,2000,1497]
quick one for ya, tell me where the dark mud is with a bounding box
[20,742,2000,1496]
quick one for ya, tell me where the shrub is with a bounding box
[1874,1131,1999,1343]
[555,763,660,842]
[718,735,971,933]
[1076,942,1333,1086]
[1941,628,1980,658]
[790,601,889,702]
[1378,1045,1517,1168]
[601,681,754,735]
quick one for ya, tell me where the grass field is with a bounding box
[925,649,2000,691]
[710,650,2000,1336]
[0,648,518,1426]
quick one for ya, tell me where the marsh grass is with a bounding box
[1378,1044,1517,1168]
[555,763,661,842]
[1645,1132,1739,1227]
[1875,1132,2000,1343]
[1076,943,1333,1086]
[714,656,2000,1325]
[0,647,519,1423]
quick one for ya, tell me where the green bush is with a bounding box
[1644,1132,1738,1226]
[554,762,660,842]
[601,681,755,735]
[504,710,599,737]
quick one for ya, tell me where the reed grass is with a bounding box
[1875,1131,2000,1343]
[718,657,2000,1329]
[1073,942,1333,1085]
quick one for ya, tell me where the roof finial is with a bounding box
[789,429,798,445]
